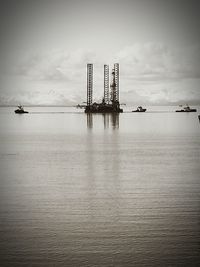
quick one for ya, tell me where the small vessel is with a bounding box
[15,105,29,114]
[176,105,196,112]
[132,106,146,112]
[76,104,86,109]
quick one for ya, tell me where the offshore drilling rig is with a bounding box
[85,63,123,113]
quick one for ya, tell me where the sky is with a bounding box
[0,0,200,106]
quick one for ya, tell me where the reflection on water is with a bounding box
[0,107,200,266]
[87,113,120,129]
[87,113,93,129]
[110,113,119,129]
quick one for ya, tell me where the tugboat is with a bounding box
[15,105,29,114]
[175,105,196,112]
[132,106,146,112]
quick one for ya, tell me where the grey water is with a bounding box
[0,106,200,267]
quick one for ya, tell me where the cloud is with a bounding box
[117,43,200,82]
[12,43,200,84]
[13,49,98,82]
[1,43,200,106]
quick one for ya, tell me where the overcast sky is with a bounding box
[0,0,200,105]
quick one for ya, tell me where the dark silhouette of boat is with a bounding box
[176,105,196,112]
[15,105,29,114]
[76,104,86,109]
[132,106,146,112]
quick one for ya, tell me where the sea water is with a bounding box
[0,107,200,266]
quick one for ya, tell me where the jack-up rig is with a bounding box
[85,63,123,113]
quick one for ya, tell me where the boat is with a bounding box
[76,104,86,109]
[175,105,196,112]
[14,105,29,114]
[132,106,146,112]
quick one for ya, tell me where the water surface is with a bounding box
[0,107,200,266]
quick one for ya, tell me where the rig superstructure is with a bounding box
[85,63,123,113]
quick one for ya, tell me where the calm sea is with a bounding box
[0,106,200,266]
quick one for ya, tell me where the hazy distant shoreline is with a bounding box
[1,104,200,108]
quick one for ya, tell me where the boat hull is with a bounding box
[132,109,146,112]
[15,110,29,114]
[176,109,196,112]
